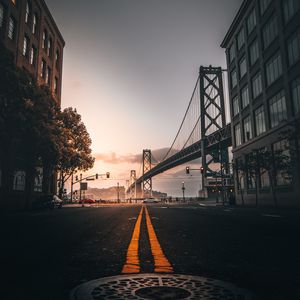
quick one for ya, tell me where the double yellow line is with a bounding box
[122,206,173,274]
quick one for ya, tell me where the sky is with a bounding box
[46,0,242,196]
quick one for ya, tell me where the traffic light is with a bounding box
[106,172,110,178]
[200,166,204,174]
[186,166,190,174]
[95,173,98,179]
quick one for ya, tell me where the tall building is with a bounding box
[221,0,300,206]
[0,0,64,104]
[0,0,64,207]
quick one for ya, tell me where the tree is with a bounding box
[57,108,95,197]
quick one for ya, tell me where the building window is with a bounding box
[260,167,270,188]
[249,39,259,66]
[255,106,266,136]
[259,0,271,15]
[283,0,300,23]
[47,38,52,57]
[0,3,4,28]
[233,96,240,116]
[241,85,250,109]
[41,59,46,78]
[32,13,37,34]
[288,30,300,66]
[54,77,58,94]
[247,8,256,35]
[231,69,237,89]
[234,123,242,147]
[229,43,235,64]
[8,17,15,40]
[55,50,60,69]
[252,72,262,99]
[237,27,245,50]
[266,53,282,86]
[269,90,287,128]
[30,45,36,65]
[46,67,51,85]
[273,140,292,186]
[243,115,252,142]
[239,57,247,78]
[292,77,300,114]
[262,15,278,49]
[42,30,47,49]
[23,36,29,57]
[13,171,26,191]
[25,2,30,23]
[246,154,256,190]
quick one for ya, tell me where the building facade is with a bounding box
[221,0,300,206]
[0,0,64,207]
[0,0,64,104]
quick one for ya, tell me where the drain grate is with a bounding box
[70,274,254,300]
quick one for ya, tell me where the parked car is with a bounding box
[53,195,63,208]
[143,198,160,203]
[32,195,54,209]
[79,198,95,204]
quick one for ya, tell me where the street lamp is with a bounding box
[182,181,185,202]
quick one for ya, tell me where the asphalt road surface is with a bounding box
[1,203,300,300]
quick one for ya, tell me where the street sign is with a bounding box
[80,182,88,190]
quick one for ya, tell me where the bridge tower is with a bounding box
[199,66,229,195]
[129,170,136,199]
[142,149,152,198]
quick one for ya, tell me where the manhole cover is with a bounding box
[70,274,254,300]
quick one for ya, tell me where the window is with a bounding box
[41,59,46,78]
[13,171,26,191]
[237,27,245,50]
[283,0,300,23]
[32,13,37,34]
[229,43,235,64]
[234,123,242,147]
[243,115,252,142]
[246,154,256,189]
[54,77,58,94]
[247,8,256,35]
[236,159,245,190]
[259,0,271,15]
[292,77,300,114]
[8,17,15,40]
[233,96,240,116]
[42,30,47,49]
[241,85,250,108]
[239,57,247,78]
[288,30,300,66]
[231,69,237,89]
[46,67,51,85]
[255,106,266,136]
[249,39,259,66]
[273,140,292,186]
[266,53,282,86]
[262,15,278,49]
[55,50,60,68]
[47,38,52,57]
[269,90,287,128]
[25,2,30,23]
[260,167,270,188]
[23,36,29,57]
[0,3,4,28]
[30,45,36,65]
[252,72,262,98]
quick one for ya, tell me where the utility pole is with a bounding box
[117,182,120,203]
[182,181,185,202]
[79,173,83,207]
[71,173,74,203]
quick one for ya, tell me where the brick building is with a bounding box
[221,0,300,206]
[0,0,64,207]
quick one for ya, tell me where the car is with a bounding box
[52,195,63,208]
[79,198,95,204]
[143,198,160,203]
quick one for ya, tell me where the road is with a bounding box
[1,203,300,300]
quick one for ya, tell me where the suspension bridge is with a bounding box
[127,66,233,199]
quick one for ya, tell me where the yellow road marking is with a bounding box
[145,206,173,273]
[121,206,144,274]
